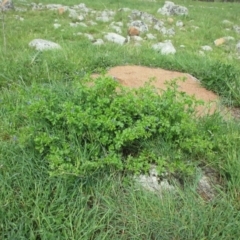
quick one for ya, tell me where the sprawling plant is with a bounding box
[14,76,219,176]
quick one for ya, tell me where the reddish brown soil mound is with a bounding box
[92,65,222,116]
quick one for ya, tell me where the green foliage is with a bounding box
[197,62,240,105]
[11,76,220,176]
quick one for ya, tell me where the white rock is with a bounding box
[153,21,164,31]
[152,40,176,55]
[73,3,90,13]
[84,33,94,41]
[90,10,97,15]
[135,166,175,194]
[88,20,97,26]
[69,22,78,27]
[176,20,183,27]
[46,4,62,10]
[140,12,156,23]
[236,42,240,52]
[160,27,175,36]
[74,32,83,36]
[116,22,124,27]
[118,7,131,12]
[201,45,213,51]
[0,0,14,10]
[15,7,27,12]
[99,10,115,17]
[131,36,143,41]
[134,42,141,47]
[130,20,148,33]
[29,39,61,51]
[129,9,142,19]
[110,25,122,34]
[157,1,175,15]
[78,22,87,27]
[31,3,44,11]
[233,25,240,34]
[96,16,111,22]
[104,32,126,45]
[157,1,188,16]
[75,3,86,9]
[146,33,156,40]
[197,175,216,200]
[110,21,123,27]
[107,10,115,17]
[68,9,78,19]
[78,15,85,21]
[191,26,199,30]
[93,39,104,46]
[224,36,234,41]
[15,15,24,21]
[76,33,94,41]
[53,23,61,29]
[222,19,232,25]
[80,7,90,13]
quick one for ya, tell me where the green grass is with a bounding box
[1,0,240,239]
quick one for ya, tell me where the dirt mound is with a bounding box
[92,65,221,116]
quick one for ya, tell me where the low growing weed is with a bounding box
[2,75,228,177]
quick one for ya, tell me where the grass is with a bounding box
[1,0,240,239]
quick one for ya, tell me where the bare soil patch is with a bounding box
[92,65,221,116]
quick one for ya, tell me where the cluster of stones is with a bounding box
[0,0,14,10]
[26,1,190,55]
[5,0,240,56]
[134,164,219,201]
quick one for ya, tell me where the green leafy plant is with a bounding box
[15,76,219,176]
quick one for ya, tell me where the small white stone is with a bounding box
[114,21,123,27]
[53,23,61,29]
[153,21,164,31]
[152,40,176,55]
[134,42,141,47]
[93,39,104,46]
[78,22,87,27]
[88,20,97,26]
[224,36,234,41]
[236,42,240,52]
[104,32,126,45]
[68,9,78,19]
[78,15,85,21]
[74,32,82,36]
[191,26,199,30]
[118,7,131,12]
[96,16,111,22]
[201,45,213,51]
[146,33,156,40]
[233,25,240,34]
[130,20,149,33]
[222,19,232,25]
[69,22,77,27]
[84,33,94,41]
[110,25,122,34]
[160,27,175,36]
[29,39,61,51]
[131,36,143,41]
[176,20,183,27]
